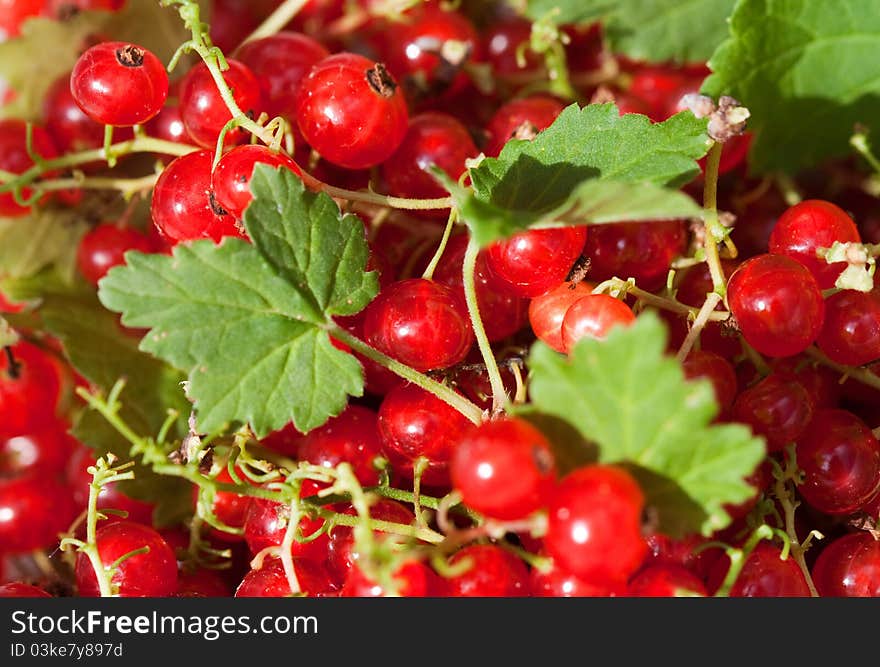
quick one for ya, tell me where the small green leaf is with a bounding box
[523,312,766,536]
[0,210,88,282]
[702,0,880,174]
[98,166,378,437]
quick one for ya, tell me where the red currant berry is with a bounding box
[0,0,44,39]
[0,474,76,553]
[0,420,75,477]
[484,95,565,157]
[175,567,231,598]
[727,254,825,358]
[486,227,587,298]
[66,447,155,523]
[446,544,529,597]
[451,416,556,520]
[43,72,106,153]
[377,382,472,486]
[243,480,329,562]
[0,582,52,598]
[816,289,880,366]
[795,409,880,515]
[0,340,61,439]
[682,350,738,412]
[544,464,647,584]
[482,17,543,77]
[627,564,708,597]
[75,521,177,597]
[0,119,58,217]
[70,42,168,126]
[235,557,337,597]
[145,103,191,148]
[769,199,861,289]
[528,280,594,353]
[732,374,814,452]
[341,559,444,597]
[179,60,262,149]
[529,558,626,597]
[295,52,409,169]
[710,543,811,597]
[211,144,302,221]
[812,532,880,597]
[583,220,688,292]
[770,356,841,409]
[560,293,636,352]
[298,405,383,485]
[76,223,155,286]
[151,150,244,243]
[235,31,330,121]
[362,278,473,372]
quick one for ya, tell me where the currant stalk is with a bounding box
[237,0,311,47]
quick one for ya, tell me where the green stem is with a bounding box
[421,209,457,280]
[676,292,722,362]
[851,131,880,175]
[299,170,452,211]
[773,461,820,597]
[278,492,303,595]
[462,235,507,414]
[329,325,484,424]
[84,472,114,598]
[238,0,310,47]
[314,508,445,544]
[713,525,773,597]
[702,142,728,299]
[36,174,159,195]
[805,346,880,392]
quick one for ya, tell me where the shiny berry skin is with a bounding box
[769,199,861,289]
[0,120,58,217]
[795,409,880,515]
[0,421,75,477]
[198,468,250,541]
[0,474,76,553]
[175,568,231,598]
[682,350,738,412]
[486,227,588,298]
[561,294,636,352]
[0,0,44,39]
[145,103,190,148]
[433,234,528,342]
[816,290,880,366]
[0,340,61,439]
[70,42,168,126]
[812,532,880,597]
[298,405,383,485]
[528,280,594,353]
[446,544,529,597]
[545,465,647,584]
[242,480,328,562]
[151,150,244,243]
[381,112,478,202]
[726,254,825,358]
[378,382,472,486]
[75,521,177,597]
[211,145,302,221]
[451,417,556,520]
[362,278,473,372]
[583,220,688,292]
[627,564,707,597]
[179,60,261,149]
[732,374,814,452]
[0,583,52,598]
[43,72,105,153]
[235,557,337,597]
[770,356,841,409]
[341,560,444,597]
[713,543,811,597]
[483,17,542,76]
[235,31,330,120]
[484,95,565,157]
[295,53,409,169]
[76,223,155,286]
[66,446,155,523]
[529,559,626,597]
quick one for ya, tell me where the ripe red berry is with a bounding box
[486,227,587,298]
[362,278,473,372]
[726,254,825,358]
[235,557,336,597]
[544,465,647,584]
[815,289,880,367]
[484,95,565,157]
[682,350,738,412]
[76,223,155,285]
[341,560,444,597]
[812,532,880,597]
[298,405,383,486]
[0,420,75,477]
[731,373,814,452]
[0,582,52,598]
[709,543,811,597]
[445,544,529,597]
[795,409,880,515]
[0,474,76,553]
[528,280,594,353]
[211,144,302,221]
[0,0,44,39]
[151,150,244,243]
[43,72,106,153]
[295,52,409,169]
[561,294,636,352]
[70,42,168,126]
[627,564,708,597]
[529,559,626,597]
[0,340,61,439]
[769,199,861,289]
[179,60,262,149]
[0,119,58,217]
[243,480,329,562]
[75,521,177,597]
[451,417,556,520]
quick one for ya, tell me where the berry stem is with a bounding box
[701,141,728,299]
[238,0,310,47]
[278,491,303,595]
[772,449,820,597]
[421,209,457,281]
[462,234,507,414]
[676,292,722,362]
[298,169,453,211]
[850,130,880,175]
[805,345,880,392]
[328,325,484,424]
[713,524,773,597]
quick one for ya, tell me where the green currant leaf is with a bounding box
[446,174,702,245]
[0,210,88,283]
[2,276,192,525]
[523,312,766,537]
[99,167,378,438]
[702,0,880,174]
[526,0,736,64]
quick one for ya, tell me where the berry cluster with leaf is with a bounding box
[0,0,879,599]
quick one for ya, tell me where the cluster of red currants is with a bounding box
[0,0,879,598]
